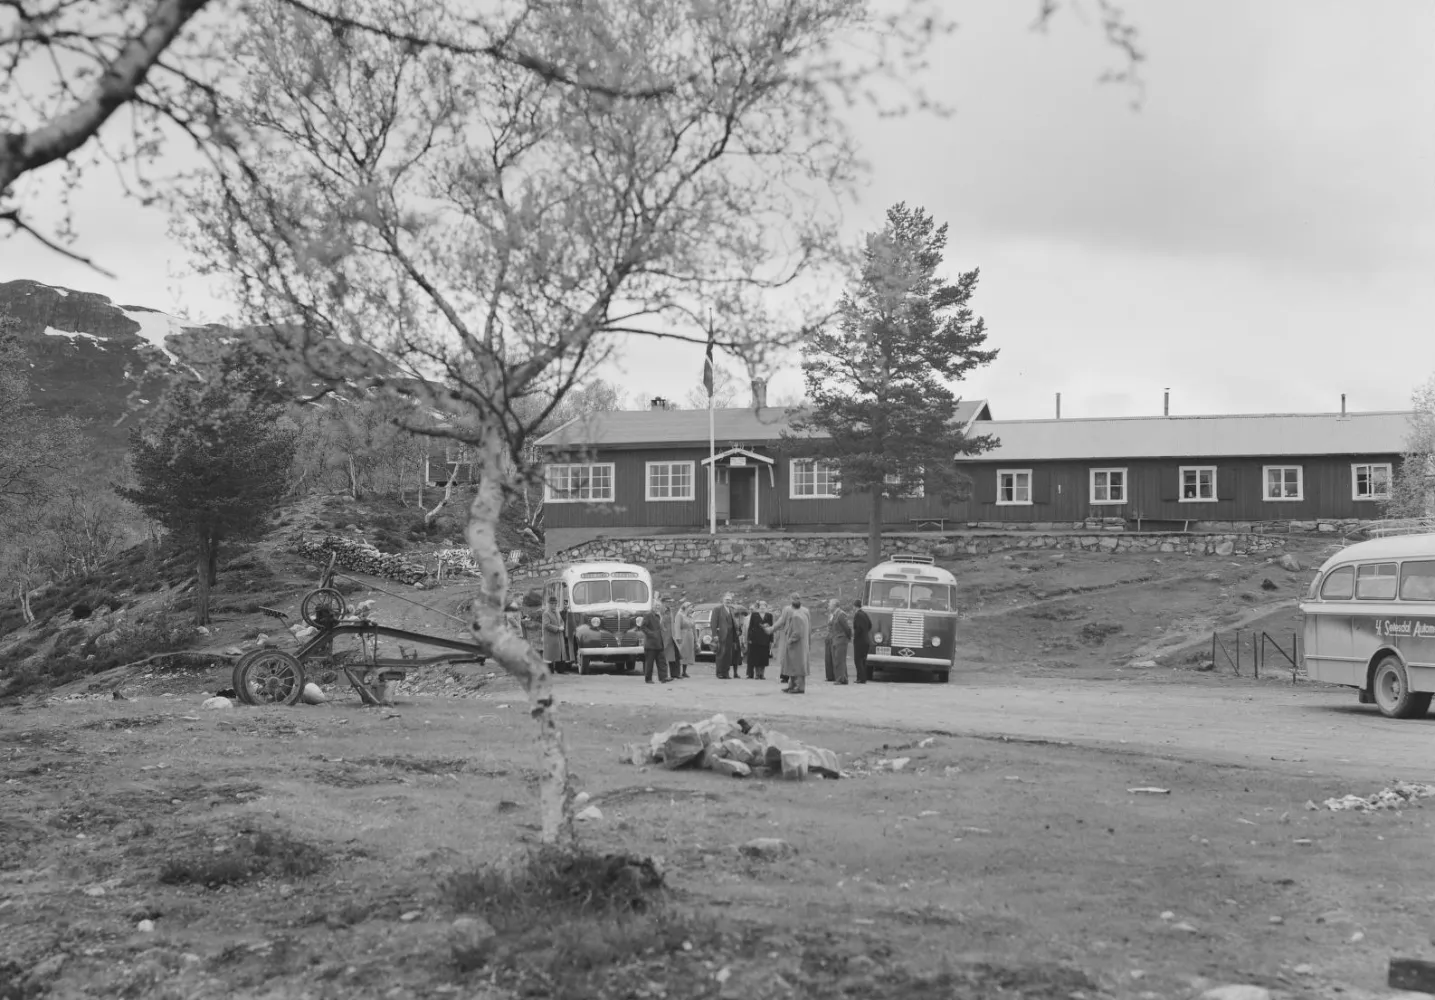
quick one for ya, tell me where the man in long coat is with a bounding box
[659,597,682,680]
[711,592,740,679]
[851,598,873,684]
[541,596,566,674]
[771,592,811,694]
[824,598,852,685]
[637,610,670,684]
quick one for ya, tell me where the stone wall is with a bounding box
[513,527,1336,582]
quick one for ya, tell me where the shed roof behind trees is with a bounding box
[958,410,1412,462]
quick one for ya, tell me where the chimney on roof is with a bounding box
[1163,388,1170,417]
[1341,393,1347,417]
[1055,392,1061,419]
[750,378,768,409]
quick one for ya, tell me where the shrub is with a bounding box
[159,829,326,888]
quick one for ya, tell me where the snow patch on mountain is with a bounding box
[44,327,108,346]
[118,307,192,365]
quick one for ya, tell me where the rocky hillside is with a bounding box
[0,279,241,456]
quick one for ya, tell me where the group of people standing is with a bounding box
[539,591,878,690]
[706,593,877,693]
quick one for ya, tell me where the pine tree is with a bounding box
[118,357,298,624]
[786,203,999,567]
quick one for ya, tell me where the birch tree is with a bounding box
[1386,376,1435,520]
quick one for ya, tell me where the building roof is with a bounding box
[957,410,1412,462]
[535,399,993,449]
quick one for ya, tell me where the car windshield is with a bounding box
[571,579,650,605]
[692,609,712,622]
[866,579,955,611]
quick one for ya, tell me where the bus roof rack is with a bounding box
[889,554,936,565]
[1362,518,1435,539]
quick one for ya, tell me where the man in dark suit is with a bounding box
[851,598,873,684]
[711,592,740,679]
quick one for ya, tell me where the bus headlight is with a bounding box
[931,636,941,647]
[873,632,884,645]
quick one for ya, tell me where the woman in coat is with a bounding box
[541,596,566,674]
[745,601,773,680]
[675,602,696,678]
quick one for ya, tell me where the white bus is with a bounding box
[542,562,653,675]
[1300,533,1435,718]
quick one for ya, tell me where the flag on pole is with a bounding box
[702,321,715,399]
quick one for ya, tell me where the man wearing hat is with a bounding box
[710,592,740,680]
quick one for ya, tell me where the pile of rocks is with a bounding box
[621,713,841,780]
[289,534,428,585]
[1310,781,1435,812]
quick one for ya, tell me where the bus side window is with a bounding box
[1399,560,1435,601]
[1319,566,1354,600]
[1355,562,1398,601]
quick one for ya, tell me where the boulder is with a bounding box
[619,743,656,766]
[660,724,705,770]
[719,738,760,766]
[804,746,841,778]
[739,838,796,860]
[1199,987,1271,1000]
[576,805,603,822]
[711,758,751,778]
[779,749,809,780]
[301,683,327,705]
[1278,553,1302,572]
[201,696,234,710]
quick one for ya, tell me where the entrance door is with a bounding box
[728,467,757,523]
[714,467,731,523]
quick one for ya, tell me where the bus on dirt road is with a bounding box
[542,562,653,675]
[1301,532,1435,719]
[862,554,959,683]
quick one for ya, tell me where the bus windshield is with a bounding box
[571,579,650,605]
[866,580,955,611]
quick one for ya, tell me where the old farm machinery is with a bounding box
[231,562,489,707]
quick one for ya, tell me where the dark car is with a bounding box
[690,602,749,661]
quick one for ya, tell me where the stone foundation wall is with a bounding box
[513,527,1337,582]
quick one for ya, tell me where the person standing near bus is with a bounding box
[541,596,566,674]
[851,598,872,684]
[659,596,682,680]
[637,610,670,683]
[825,597,851,685]
[675,601,696,679]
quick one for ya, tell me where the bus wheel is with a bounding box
[1371,656,1430,719]
[937,671,951,684]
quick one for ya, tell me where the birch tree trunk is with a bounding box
[425,460,461,527]
[466,427,574,847]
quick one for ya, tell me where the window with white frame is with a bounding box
[1090,468,1127,504]
[883,468,925,498]
[645,461,695,501]
[1352,463,1392,501]
[790,459,840,498]
[997,469,1032,505]
[1180,466,1216,502]
[1263,465,1303,501]
[544,463,615,502]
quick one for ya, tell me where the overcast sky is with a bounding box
[3,0,1432,420]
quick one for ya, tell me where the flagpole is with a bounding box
[707,311,717,535]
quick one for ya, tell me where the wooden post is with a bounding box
[1234,629,1241,676]
[1254,632,1260,680]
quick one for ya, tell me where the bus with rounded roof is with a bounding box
[862,555,959,683]
[541,562,654,675]
[1300,530,1435,719]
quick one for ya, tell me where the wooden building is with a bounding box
[954,410,1406,529]
[534,381,1411,555]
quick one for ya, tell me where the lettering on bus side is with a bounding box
[1359,618,1435,640]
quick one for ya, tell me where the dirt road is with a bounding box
[558,671,1435,783]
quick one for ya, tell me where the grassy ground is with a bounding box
[2,686,1430,1000]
